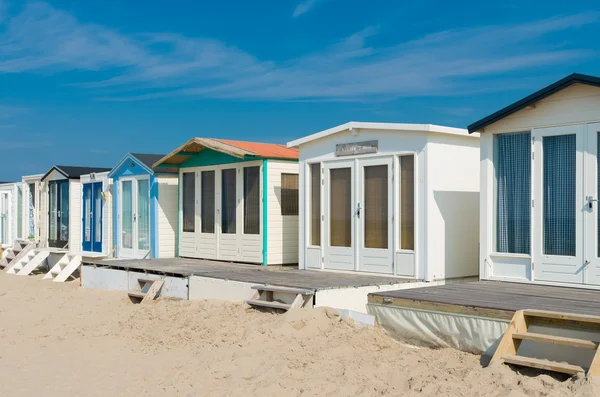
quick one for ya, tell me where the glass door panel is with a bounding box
[324,161,354,271]
[93,183,103,252]
[584,124,600,285]
[330,168,352,247]
[59,182,69,245]
[221,168,237,234]
[137,179,150,252]
[0,192,8,244]
[533,125,583,284]
[82,184,92,251]
[121,181,133,250]
[359,158,393,274]
[49,183,58,242]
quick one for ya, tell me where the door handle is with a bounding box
[356,203,361,217]
[588,196,598,209]
[133,214,137,222]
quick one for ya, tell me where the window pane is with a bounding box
[28,183,35,237]
[400,156,415,250]
[330,168,351,247]
[94,184,102,243]
[182,172,195,232]
[365,165,388,249]
[49,183,57,240]
[310,164,321,246]
[84,186,91,242]
[121,181,133,249]
[495,132,531,254]
[221,169,237,234]
[543,134,576,256]
[201,171,215,233]
[598,132,600,257]
[59,182,69,242]
[281,173,299,216]
[244,167,260,234]
[137,179,150,251]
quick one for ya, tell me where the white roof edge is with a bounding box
[22,173,44,180]
[287,121,478,148]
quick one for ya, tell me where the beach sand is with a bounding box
[0,272,598,397]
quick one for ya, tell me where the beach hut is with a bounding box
[40,166,111,250]
[287,122,480,280]
[109,153,178,259]
[153,138,299,265]
[80,171,113,256]
[470,73,600,287]
[0,182,23,247]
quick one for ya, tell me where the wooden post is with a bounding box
[490,310,528,365]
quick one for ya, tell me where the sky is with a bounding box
[0,0,599,180]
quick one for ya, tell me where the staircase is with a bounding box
[246,285,314,311]
[491,310,600,377]
[1,240,34,270]
[43,253,82,282]
[127,278,165,304]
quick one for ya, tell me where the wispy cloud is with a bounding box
[292,0,321,18]
[0,3,598,102]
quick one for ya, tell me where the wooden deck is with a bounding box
[368,281,600,319]
[82,257,418,291]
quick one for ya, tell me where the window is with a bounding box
[281,173,299,216]
[201,171,215,233]
[310,164,321,246]
[244,166,260,234]
[364,165,388,249]
[330,168,351,247]
[400,155,415,250]
[221,168,237,234]
[495,132,531,254]
[182,172,195,232]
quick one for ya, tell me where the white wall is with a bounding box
[0,183,19,245]
[425,135,480,280]
[157,175,178,258]
[267,160,299,265]
[484,84,600,134]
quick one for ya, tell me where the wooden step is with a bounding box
[502,355,585,376]
[137,278,161,284]
[246,300,291,311]
[128,291,146,299]
[523,310,600,325]
[513,332,599,350]
[251,285,314,295]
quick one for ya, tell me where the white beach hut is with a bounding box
[470,73,600,287]
[287,122,480,281]
[0,182,23,247]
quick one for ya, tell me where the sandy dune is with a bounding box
[0,272,598,397]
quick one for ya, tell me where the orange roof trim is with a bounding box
[215,139,299,160]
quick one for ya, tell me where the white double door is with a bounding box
[323,157,393,274]
[119,177,151,259]
[0,191,10,245]
[533,123,600,285]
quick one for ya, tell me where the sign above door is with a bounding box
[335,140,378,157]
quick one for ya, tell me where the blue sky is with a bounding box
[0,0,599,180]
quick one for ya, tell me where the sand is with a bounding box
[0,272,598,397]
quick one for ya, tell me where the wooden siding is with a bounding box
[485,83,600,133]
[157,175,178,258]
[267,160,299,265]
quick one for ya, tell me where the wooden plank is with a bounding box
[128,291,145,299]
[251,285,314,295]
[524,310,600,325]
[141,280,164,303]
[513,332,599,349]
[368,295,515,319]
[490,310,527,365]
[246,300,290,310]
[502,355,584,376]
[589,349,600,377]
